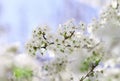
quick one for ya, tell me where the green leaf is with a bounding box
[13,67,33,79]
[80,61,90,72]
[80,51,101,72]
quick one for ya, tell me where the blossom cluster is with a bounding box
[26,18,103,81]
[25,0,120,81]
[0,0,120,81]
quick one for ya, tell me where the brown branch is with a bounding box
[41,31,75,49]
[64,31,75,40]
[88,42,100,52]
[80,59,101,81]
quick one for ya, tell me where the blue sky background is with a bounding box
[0,0,106,45]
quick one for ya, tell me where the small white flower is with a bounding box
[111,0,118,9]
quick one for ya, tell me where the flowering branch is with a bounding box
[80,59,100,81]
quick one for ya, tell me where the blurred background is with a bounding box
[0,0,110,48]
